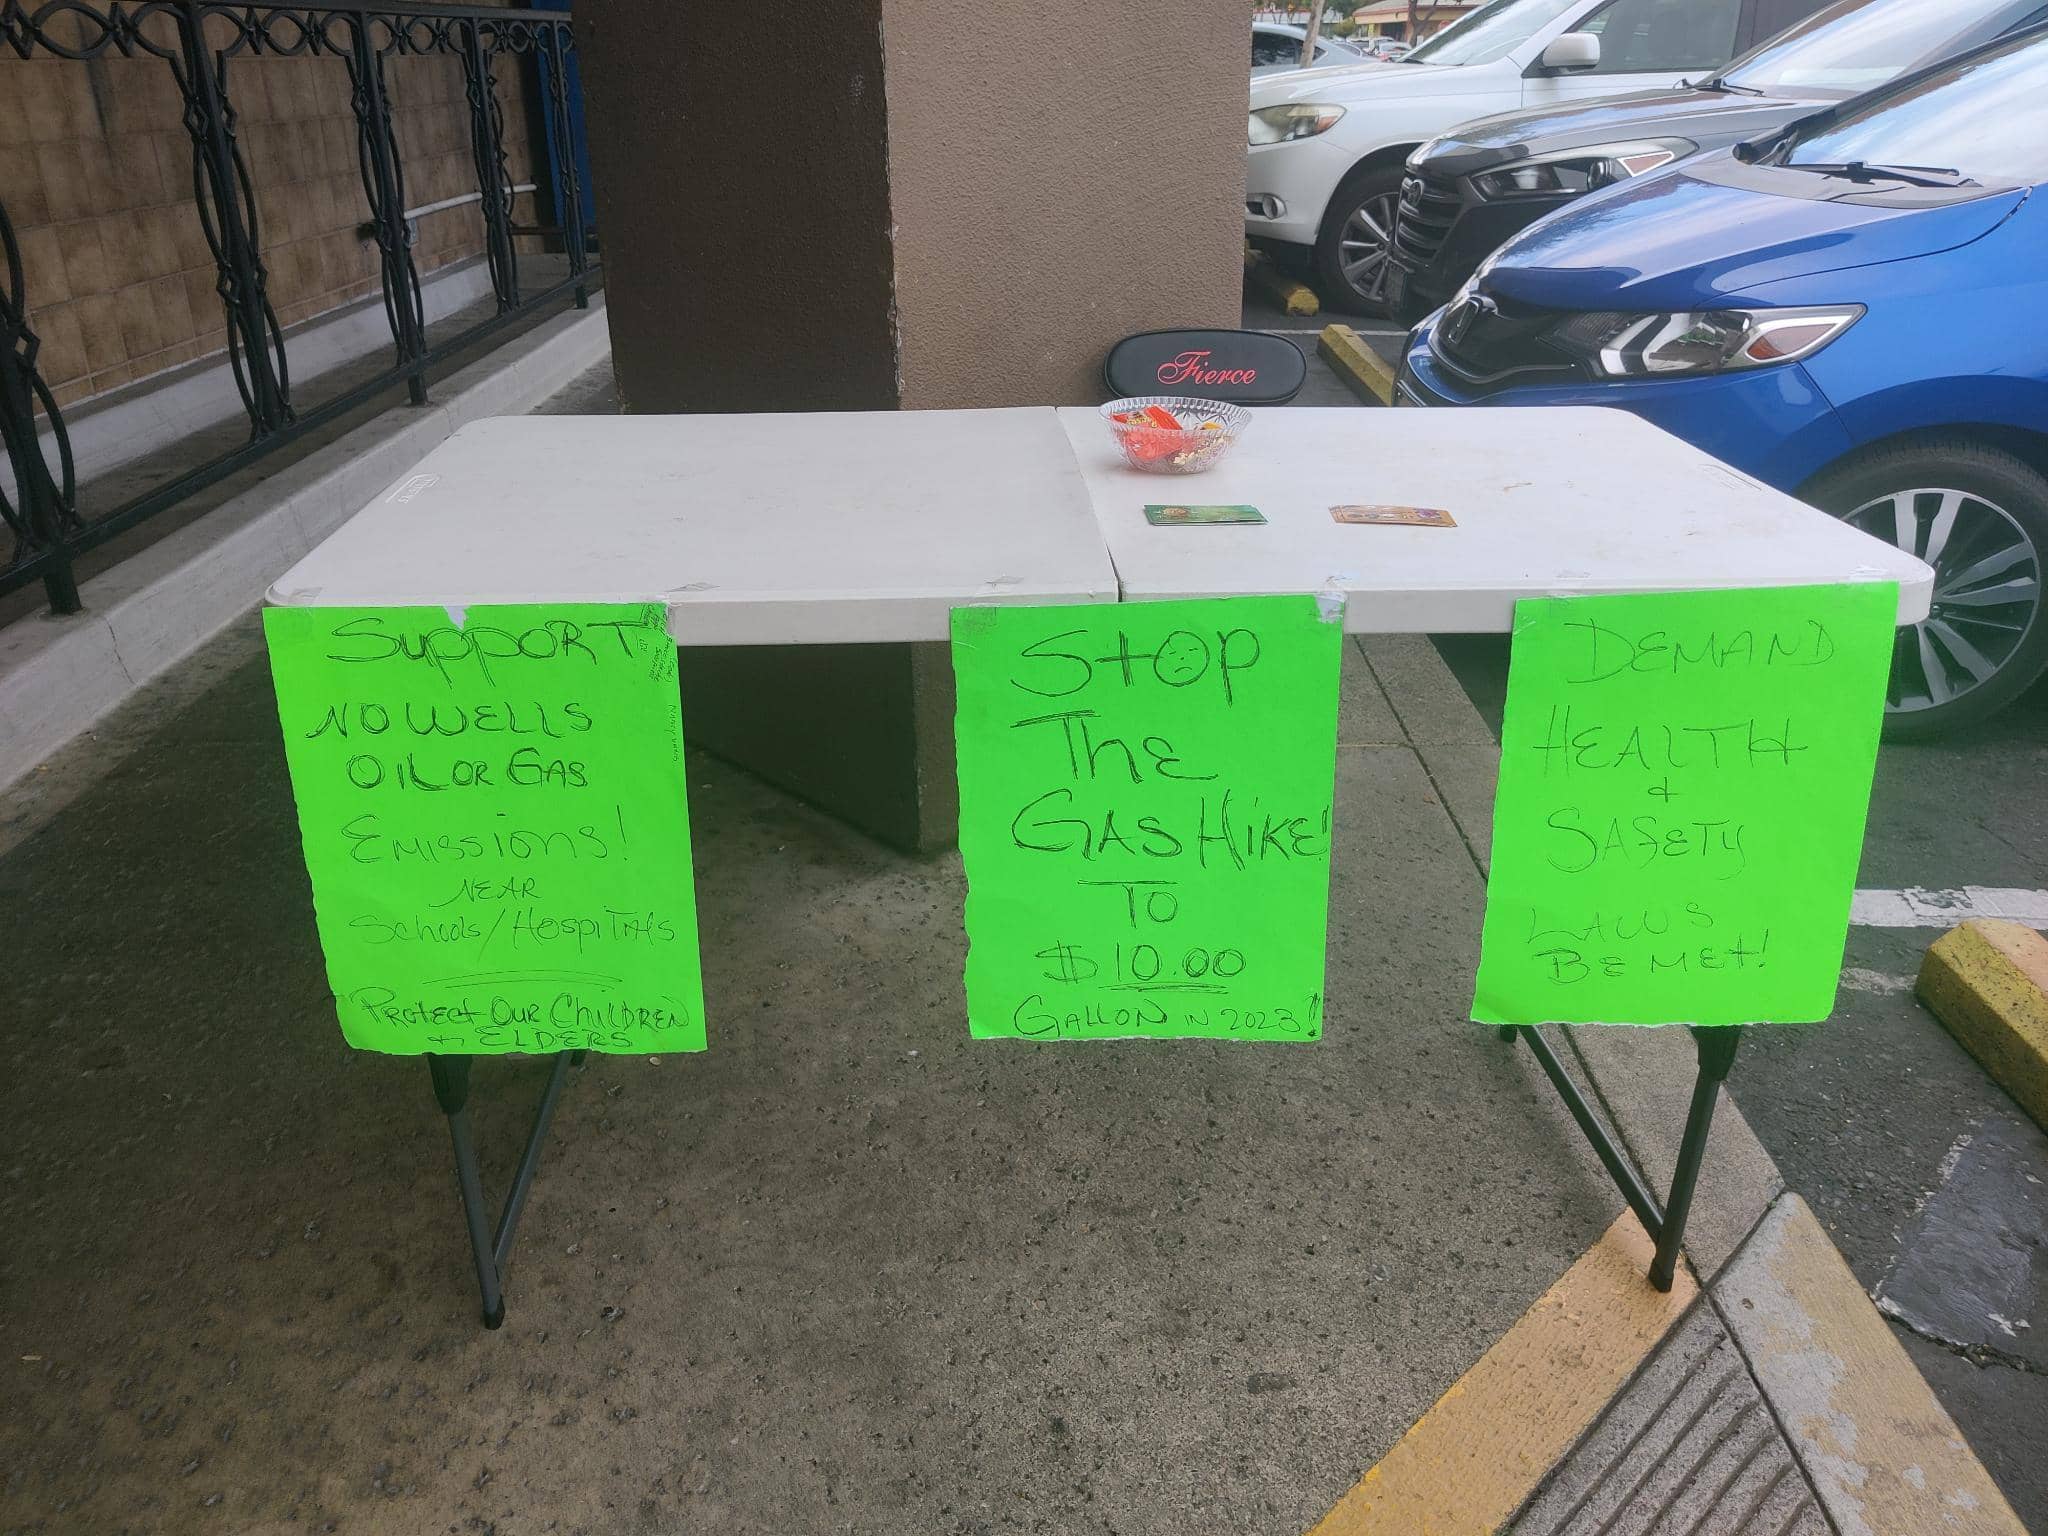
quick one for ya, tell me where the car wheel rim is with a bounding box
[1843,486,2041,715]
[1338,192,1399,305]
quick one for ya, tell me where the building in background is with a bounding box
[1,0,593,616]
[1250,3,1482,41]
[1346,1,1485,41]
[0,14,562,413]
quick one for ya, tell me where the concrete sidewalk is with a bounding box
[0,602,1622,1534]
[0,366,2019,1535]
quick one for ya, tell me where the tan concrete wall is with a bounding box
[879,0,1247,409]
[1,34,539,414]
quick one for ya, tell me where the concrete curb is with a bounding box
[1916,919,2048,1131]
[1515,1274,1827,1534]
[1318,323,1395,406]
[1244,253,1320,317]
[0,294,612,794]
[1714,1194,2028,1534]
[1309,1212,1697,1535]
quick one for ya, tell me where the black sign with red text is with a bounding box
[1103,329,1308,406]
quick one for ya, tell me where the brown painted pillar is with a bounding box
[578,0,1244,849]
[576,0,902,413]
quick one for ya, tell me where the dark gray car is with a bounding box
[1387,0,2048,320]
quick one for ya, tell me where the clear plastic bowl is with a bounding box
[1100,396,1251,475]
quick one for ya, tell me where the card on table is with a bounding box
[1143,503,1266,526]
[1330,504,1456,527]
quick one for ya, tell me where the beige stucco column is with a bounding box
[579,0,1247,847]
[878,0,1248,407]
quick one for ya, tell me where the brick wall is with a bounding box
[1,34,544,415]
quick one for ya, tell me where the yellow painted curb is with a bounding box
[1308,1212,1694,1536]
[1718,1194,2028,1534]
[1247,257,1321,318]
[1318,324,1396,407]
[1916,918,2048,1131]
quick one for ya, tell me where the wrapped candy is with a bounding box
[1100,396,1250,475]
[1111,404,1184,431]
[1110,404,1187,463]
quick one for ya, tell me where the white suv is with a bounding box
[1246,0,1822,313]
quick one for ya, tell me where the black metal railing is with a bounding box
[1,0,597,615]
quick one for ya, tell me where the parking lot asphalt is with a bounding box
[1435,635,2048,1530]
[1239,295,1410,353]
[1239,295,1408,408]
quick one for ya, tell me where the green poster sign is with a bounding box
[264,603,706,1055]
[953,595,1343,1042]
[1473,582,1897,1028]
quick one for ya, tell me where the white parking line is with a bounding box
[1850,887,2048,927]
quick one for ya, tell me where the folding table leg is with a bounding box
[1502,1021,1745,1294]
[428,1054,503,1326]
[1647,1026,1742,1292]
[492,1051,579,1275]
[426,1051,584,1329]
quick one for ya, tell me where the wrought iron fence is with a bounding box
[1,0,595,615]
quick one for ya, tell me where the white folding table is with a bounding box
[1053,404,1932,628]
[1048,399,1925,1302]
[1046,401,1930,1295]
[269,402,1934,1322]
[270,407,1120,641]
[274,405,1934,632]
[269,406,1122,1326]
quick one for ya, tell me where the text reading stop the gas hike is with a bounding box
[1473,582,1897,1028]
[953,595,1342,1042]
[264,602,705,1055]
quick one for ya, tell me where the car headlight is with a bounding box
[1469,140,1692,200]
[1548,306,1864,378]
[1249,104,1346,146]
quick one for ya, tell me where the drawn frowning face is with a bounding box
[1154,632,1209,686]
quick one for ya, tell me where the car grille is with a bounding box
[1390,172,1461,274]
[1432,294,1581,390]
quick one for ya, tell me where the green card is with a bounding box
[264,603,706,1055]
[1473,582,1897,1027]
[1143,503,1266,525]
[953,595,1343,1042]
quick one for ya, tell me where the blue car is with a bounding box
[1400,28,2048,735]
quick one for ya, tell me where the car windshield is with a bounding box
[1783,33,2048,184]
[1724,0,2048,97]
[1403,0,1584,66]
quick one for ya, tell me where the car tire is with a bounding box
[1313,165,1406,318]
[1805,437,2048,739]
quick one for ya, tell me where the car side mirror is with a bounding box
[1534,32,1600,73]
